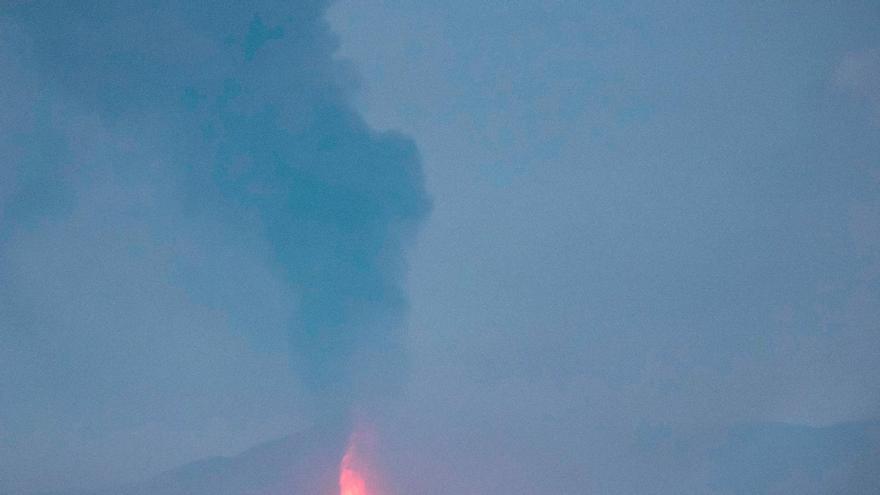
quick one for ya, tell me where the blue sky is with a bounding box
[2,1,880,494]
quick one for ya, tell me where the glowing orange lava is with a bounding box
[339,438,368,495]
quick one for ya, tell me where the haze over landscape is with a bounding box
[2,1,880,494]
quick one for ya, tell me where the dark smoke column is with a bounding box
[3,0,429,418]
[190,5,432,415]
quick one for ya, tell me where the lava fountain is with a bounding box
[339,445,367,495]
[339,429,375,495]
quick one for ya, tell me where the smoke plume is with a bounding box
[0,0,428,420]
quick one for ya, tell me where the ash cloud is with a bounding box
[0,1,426,489]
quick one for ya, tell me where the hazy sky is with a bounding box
[2,1,880,494]
[326,2,880,492]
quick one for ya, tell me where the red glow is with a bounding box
[339,434,370,495]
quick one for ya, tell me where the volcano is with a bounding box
[31,418,880,495]
[36,424,348,495]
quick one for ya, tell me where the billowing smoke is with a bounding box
[0,0,428,423]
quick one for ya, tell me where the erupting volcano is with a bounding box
[339,431,374,495]
[339,448,366,495]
